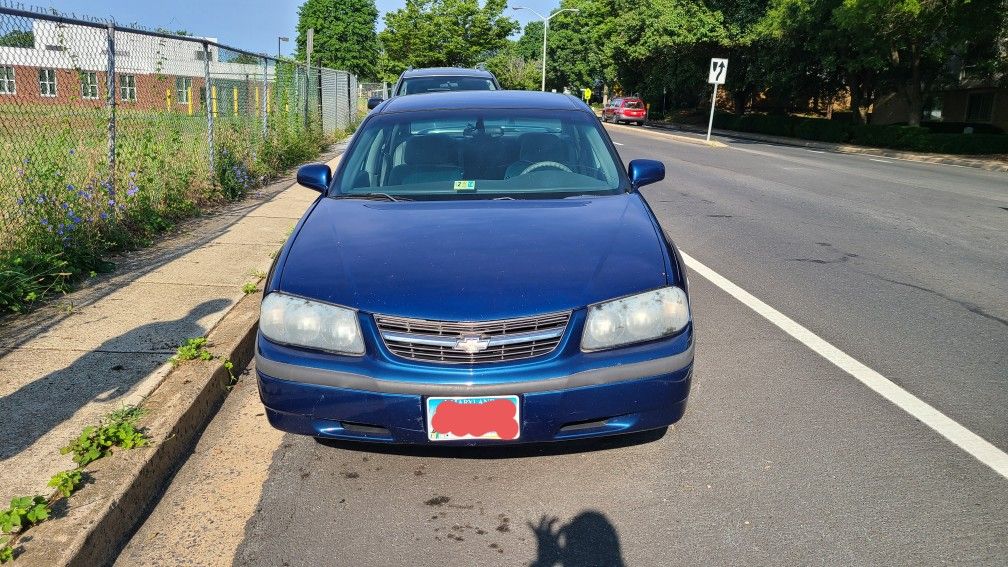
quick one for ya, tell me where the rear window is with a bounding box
[624,100,644,109]
[398,76,497,95]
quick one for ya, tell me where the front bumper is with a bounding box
[255,313,693,444]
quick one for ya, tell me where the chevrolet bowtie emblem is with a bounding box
[454,335,490,354]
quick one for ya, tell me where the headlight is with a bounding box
[581,287,690,351]
[260,292,365,355]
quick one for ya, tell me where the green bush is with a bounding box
[793,118,853,143]
[708,112,1007,155]
[0,104,328,314]
[849,124,931,151]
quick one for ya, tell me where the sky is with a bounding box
[44,0,559,57]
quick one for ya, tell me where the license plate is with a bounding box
[426,395,520,441]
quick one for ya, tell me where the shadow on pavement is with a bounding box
[0,298,229,460]
[528,511,625,567]
[314,427,667,459]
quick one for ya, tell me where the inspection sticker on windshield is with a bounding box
[426,395,519,441]
[453,180,476,191]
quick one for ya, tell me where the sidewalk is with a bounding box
[0,149,343,501]
[656,121,1008,172]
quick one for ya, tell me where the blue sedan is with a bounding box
[256,90,693,444]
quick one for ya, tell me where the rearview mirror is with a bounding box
[296,163,332,193]
[367,97,383,110]
[627,159,665,191]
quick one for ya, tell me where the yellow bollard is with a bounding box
[233,87,238,115]
[188,86,193,116]
[212,85,218,117]
[255,86,260,116]
[165,88,171,110]
[266,86,271,114]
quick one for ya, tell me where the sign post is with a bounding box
[706,58,728,142]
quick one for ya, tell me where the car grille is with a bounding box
[374,311,571,364]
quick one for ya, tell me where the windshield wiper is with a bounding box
[336,193,408,202]
[492,196,516,200]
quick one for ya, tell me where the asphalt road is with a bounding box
[115,126,1008,566]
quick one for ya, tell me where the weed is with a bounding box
[249,268,266,279]
[0,496,49,533]
[172,337,213,364]
[60,405,148,467]
[223,358,237,385]
[241,282,258,295]
[47,470,83,499]
[0,537,12,563]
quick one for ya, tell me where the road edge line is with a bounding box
[680,251,1008,480]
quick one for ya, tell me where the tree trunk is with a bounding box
[849,82,866,125]
[906,41,923,126]
[732,88,748,115]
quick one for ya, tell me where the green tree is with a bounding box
[0,30,33,48]
[380,0,518,76]
[486,45,540,89]
[295,0,381,78]
[834,0,1006,125]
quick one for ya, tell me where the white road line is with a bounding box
[613,142,624,146]
[805,149,826,154]
[870,158,893,164]
[680,250,1008,480]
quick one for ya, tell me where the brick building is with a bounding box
[0,19,274,115]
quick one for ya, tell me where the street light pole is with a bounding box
[277,36,289,60]
[513,6,579,92]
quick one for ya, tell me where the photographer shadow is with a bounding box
[529,510,625,567]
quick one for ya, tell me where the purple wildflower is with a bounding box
[16,197,24,206]
[36,195,45,204]
[100,212,108,220]
[68,149,75,155]
[129,171,137,179]
[16,169,24,176]
[67,184,75,192]
[108,199,116,207]
[127,184,139,197]
[40,218,49,227]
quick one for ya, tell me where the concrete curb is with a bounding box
[604,119,725,148]
[655,121,1008,172]
[16,290,263,567]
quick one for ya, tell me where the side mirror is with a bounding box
[367,97,383,110]
[627,159,665,191]
[296,163,332,193]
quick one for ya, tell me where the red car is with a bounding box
[602,97,647,125]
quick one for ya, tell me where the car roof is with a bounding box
[375,90,592,114]
[399,67,496,79]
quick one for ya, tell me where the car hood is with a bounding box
[278,194,668,320]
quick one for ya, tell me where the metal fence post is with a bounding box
[106,24,116,190]
[261,57,269,140]
[203,42,215,176]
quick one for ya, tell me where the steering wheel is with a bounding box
[520,161,573,175]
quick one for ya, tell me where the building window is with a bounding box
[175,76,192,103]
[0,66,15,94]
[120,74,136,102]
[38,68,56,97]
[965,92,994,122]
[80,71,99,99]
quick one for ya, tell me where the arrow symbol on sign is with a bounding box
[713,61,725,81]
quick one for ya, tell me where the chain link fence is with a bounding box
[0,5,359,312]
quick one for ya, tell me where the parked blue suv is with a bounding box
[257,90,693,445]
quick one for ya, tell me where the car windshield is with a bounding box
[398,76,497,95]
[335,108,627,199]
